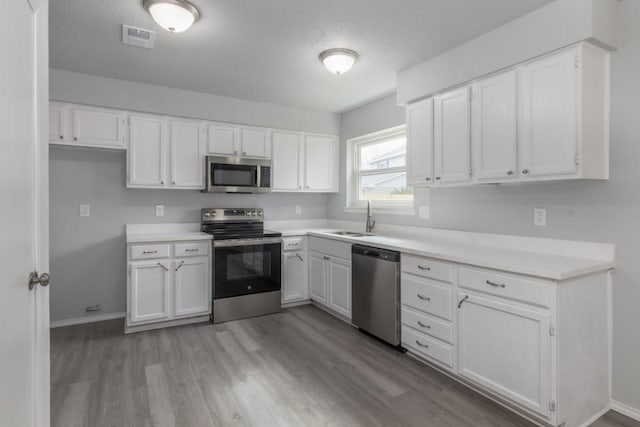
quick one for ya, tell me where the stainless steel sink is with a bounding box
[325,230,374,237]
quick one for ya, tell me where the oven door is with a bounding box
[213,238,282,299]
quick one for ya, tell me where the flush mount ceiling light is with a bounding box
[143,0,200,33]
[319,48,358,75]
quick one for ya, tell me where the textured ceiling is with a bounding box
[50,0,553,113]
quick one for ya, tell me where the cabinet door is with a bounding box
[207,122,239,156]
[309,252,327,304]
[241,127,271,158]
[272,130,303,191]
[130,262,171,323]
[71,106,126,149]
[434,87,471,184]
[519,49,578,178]
[304,134,338,192]
[173,257,210,317]
[458,292,551,417]
[170,119,205,188]
[283,252,307,303]
[472,71,518,182]
[328,257,351,319]
[406,97,434,186]
[128,115,165,187]
[49,103,66,143]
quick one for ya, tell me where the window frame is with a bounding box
[346,125,414,213]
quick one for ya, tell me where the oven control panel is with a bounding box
[201,208,264,222]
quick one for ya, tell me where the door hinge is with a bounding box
[127,265,131,276]
[468,88,473,101]
[549,324,555,336]
[574,55,579,69]
[549,399,556,412]
[575,153,580,165]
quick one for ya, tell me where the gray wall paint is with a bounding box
[50,146,328,322]
[330,1,640,410]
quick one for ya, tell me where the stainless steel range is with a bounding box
[201,208,282,323]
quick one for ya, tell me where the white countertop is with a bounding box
[126,223,212,244]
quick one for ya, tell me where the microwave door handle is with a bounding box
[255,166,260,188]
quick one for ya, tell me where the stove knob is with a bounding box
[257,211,263,216]
[212,212,217,217]
[204,212,211,217]
[248,211,254,216]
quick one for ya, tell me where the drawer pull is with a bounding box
[157,263,168,272]
[417,294,431,301]
[142,250,158,255]
[296,254,304,261]
[415,340,429,348]
[185,248,199,252]
[458,295,469,308]
[417,321,431,329]
[175,261,185,272]
[486,280,506,288]
[417,265,431,271]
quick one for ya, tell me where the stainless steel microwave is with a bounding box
[204,156,272,193]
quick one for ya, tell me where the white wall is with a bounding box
[329,0,640,412]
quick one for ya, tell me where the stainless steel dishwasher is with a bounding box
[352,244,402,348]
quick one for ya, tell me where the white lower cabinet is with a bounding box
[308,237,352,320]
[127,241,211,332]
[328,256,351,318]
[309,251,328,304]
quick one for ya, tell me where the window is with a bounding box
[348,125,413,210]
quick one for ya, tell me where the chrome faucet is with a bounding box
[366,200,376,233]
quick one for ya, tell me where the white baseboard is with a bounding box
[50,312,126,328]
[611,400,640,422]
[281,300,311,308]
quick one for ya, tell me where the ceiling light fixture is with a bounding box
[143,0,200,33]
[319,48,358,75]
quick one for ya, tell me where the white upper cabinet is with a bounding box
[71,106,127,149]
[519,48,578,179]
[304,134,338,192]
[169,119,205,189]
[434,87,471,184]
[49,103,67,143]
[206,123,271,158]
[406,97,434,187]
[241,127,271,158]
[128,115,165,187]
[272,130,303,191]
[472,71,518,182]
[207,122,240,156]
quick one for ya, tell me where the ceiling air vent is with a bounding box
[122,25,156,49]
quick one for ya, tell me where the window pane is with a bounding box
[358,172,413,202]
[358,137,406,171]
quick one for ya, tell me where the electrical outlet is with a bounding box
[155,205,164,217]
[419,206,430,219]
[79,204,90,217]
[295,205,302,215]
[533,208,547,226]
[85,304,102,313]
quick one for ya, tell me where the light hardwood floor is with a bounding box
[51,305,638,427]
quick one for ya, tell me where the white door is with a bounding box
[207,122,239,156]
[434,87,471,184]
[49,102,66,143]
[0,0,50,425]
[406,97,434,186]
[241,127,271,158]
[272,130,303,191]
[308,252,327,304]
[130,262,171,323]
[283,252,306,302]
[328,257,351,319]
[170,119,205,188]
[173,257,210,317]
[128,115,165,187]
[519,49,578,178]
[304,134,337,192]
[71,106,127,149]
[457,293,551,417]
[472,71,519,182]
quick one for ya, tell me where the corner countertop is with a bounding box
[126,223,212,244]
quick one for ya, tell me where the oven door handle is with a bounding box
[213,237,282,247]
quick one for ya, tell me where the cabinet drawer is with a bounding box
[402,306,453,344]
[130,244,170,260]
[174,242,210,257]
[458,266,551,308]
[402,254,454,284]
[309,237,351,260]
[401,274,453,321]
[402,327,454,369]
[283,237,305,252]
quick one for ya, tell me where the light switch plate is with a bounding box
[533,208,547,226]
[79,204,90,217]
[155,205,164,217]
[419,206,430,219]
[295,205,302,215]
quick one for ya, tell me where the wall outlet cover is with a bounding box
[534,208,547,227]
[155,205,164,217]
[419,206,430,219]
[295,205,302,215]
[79,204,90,217]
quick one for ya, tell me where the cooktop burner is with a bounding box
[200,208,281,240]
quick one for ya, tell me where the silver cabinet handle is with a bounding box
[73,137,78,141]
[435,176,441,180]
[425,177,431,181]
[161,181,165,185]
[522,169,529,174]
[324,256,330,261]
[486,280,506,288]
[298,186,302,189]
[185,248,199,252]
[242,151,247,156]
[417,265,431,271]
[142,250,157,255]
[28,271,50,290]
[172,181,176,185]
[417,321,431,329]
[415,340,429,348]
[175,261,185,272]
[59,135,64,140]
[417,294,431,301]
[458,295,469,308]
[296,254,304,261]
[507,170,514,175]
[157,263,168,271]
